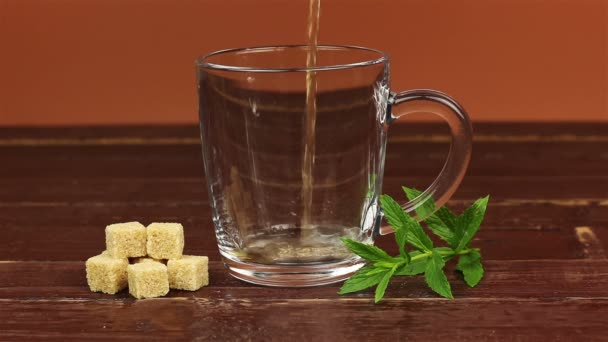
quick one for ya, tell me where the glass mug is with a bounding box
[196,45,471,287]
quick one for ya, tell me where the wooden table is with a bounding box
[1,123,607,341]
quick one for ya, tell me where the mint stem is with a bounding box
[410,247,478,262]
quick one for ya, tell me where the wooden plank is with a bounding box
[383,177,608,201]
[0,125,201,140]
[0,227,586,262]
[1,124,607,184]
[0,145,206,179]
[3,258,608,340]
[2,141,608,178]
[0,178,211,203]
[1,176,607,204]
[0,200,594,261]
[0,123,606,140]
[1,297,607,340]
[1,260,608,299]
[385,141,608,177]
[2,199,604,230]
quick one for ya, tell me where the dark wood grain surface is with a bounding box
[1,123,607,341]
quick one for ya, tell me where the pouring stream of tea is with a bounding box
[301,0,320,231]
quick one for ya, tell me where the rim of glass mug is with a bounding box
[196,45,388,72]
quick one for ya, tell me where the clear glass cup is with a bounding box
[196,45,472,287]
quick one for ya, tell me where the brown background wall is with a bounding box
[1,0,606,125]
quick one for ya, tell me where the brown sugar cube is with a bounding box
[85,251,128,294]
[105,222,147,258]
[130,257,166,264]
[127,262,169,299]
[146,223,184,259]
[167,255,209,291]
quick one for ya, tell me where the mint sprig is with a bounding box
[340,187,489,302]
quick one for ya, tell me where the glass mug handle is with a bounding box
[380,89,473,235]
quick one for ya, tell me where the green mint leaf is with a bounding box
[406,226,434,252]
[341,238,394,263]
[375,266,396,303]
[379,194,410,260]
[339,265,386,294]
[402,187,433,217]
[457,249,484,287]
[380,194,433,252]
[403,187,458,245]
[424,251,454,299]
[454,196,490,252]
[426,217,455,243]
[395,227,410,262]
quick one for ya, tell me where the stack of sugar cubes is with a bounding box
[85,222,209,299]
